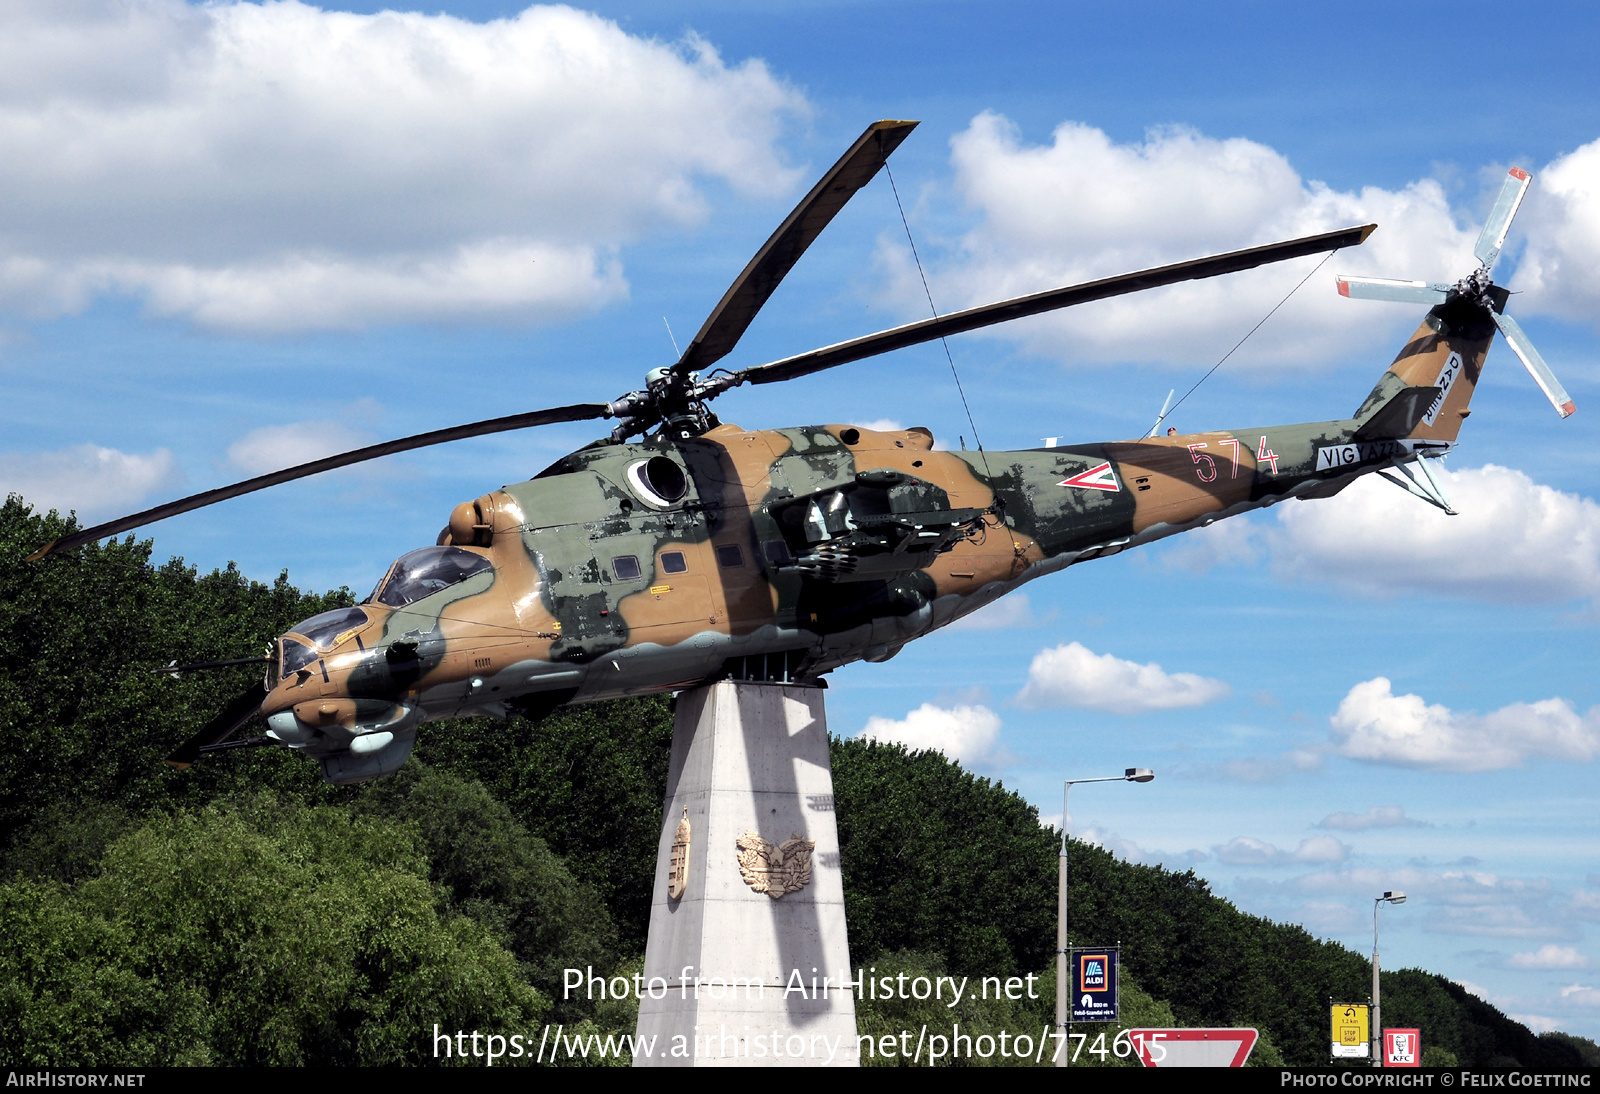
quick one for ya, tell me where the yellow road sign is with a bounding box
[1331,1004,1370,1059]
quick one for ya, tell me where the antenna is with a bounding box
[663,317,681,359]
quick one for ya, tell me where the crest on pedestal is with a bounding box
[668,808,691,900]
[735,830,815,898]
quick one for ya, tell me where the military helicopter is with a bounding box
[29,121,1572,785]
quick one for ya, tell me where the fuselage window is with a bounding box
[764,540,792,565]
[716,544,744,568]
[613,555,642,581]
[660,551,688,575]
[372,546,493,608]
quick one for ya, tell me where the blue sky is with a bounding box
[3,0,1598,1042]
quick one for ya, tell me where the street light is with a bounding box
[1055,767,1155,1067]
[1372,890,1407,1066]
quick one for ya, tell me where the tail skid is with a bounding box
[1376,456,1455,515]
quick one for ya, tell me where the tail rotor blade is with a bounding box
[1336,276,1451,305]
[1494,311,1575,418]
[1147,388,1175,437]
[167,682,268,768]
[1475,167,1532,272]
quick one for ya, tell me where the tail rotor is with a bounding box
[1336,167,1574,419]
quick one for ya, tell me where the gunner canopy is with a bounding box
[368,546,493,609]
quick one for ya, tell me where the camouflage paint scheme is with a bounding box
[265,288,1497,784]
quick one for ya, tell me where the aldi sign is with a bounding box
[1071,948,1118,1022]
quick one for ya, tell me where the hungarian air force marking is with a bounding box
[1059,462,1121,492]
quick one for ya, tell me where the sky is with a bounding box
[3,0,1599,1044]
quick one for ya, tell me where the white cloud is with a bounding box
[1015,641,1229,713]
[946,592,1039,632]
[1215,835,1349,867]
[852,419,904,434]
[1510,1013,1563,1034]
[126,240,627,331]
[1157,516,1261,575]
[226,419,376,476]
[0,444,178,521]
[1509,946,1591,970]
[1270,464,1600,604]
[1070,825,1152,864]
[0,1,805,332]
[1330,677,1600,773]
[1518,137,1600,326]
[1318,806,1427,831]
[1571,889,1600,921]
[1158,464,1600,608]
[1288,866,1575,940]
[1293,900,1363,934]
[1199,744,1325,783]
[1561,984,1600,1007]
[858,703,1002,767]
[899,113,1479,369]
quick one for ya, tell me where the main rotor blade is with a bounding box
[1336,275,1451,304]
[167,681,267,768]
[28,402,613,560]
[737,223,1377,386]
[674,119,919,374]
[1475,167,1531,272]
[1494,311,1575,418]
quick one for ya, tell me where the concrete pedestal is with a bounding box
[633,680,857,1067]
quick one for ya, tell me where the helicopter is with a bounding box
[29,121,1573,785]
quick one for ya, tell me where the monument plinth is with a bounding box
[634,680,857,1067]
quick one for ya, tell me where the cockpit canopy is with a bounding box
[281,605,370,675]
[367,546,493,609]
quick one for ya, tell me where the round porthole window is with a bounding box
[626,456,688,507]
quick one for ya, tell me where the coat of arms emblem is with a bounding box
[668,808,691,900]
[735,830,815,898]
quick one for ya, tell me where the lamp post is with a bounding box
[1055,767,1155,1067]
[1372,890,1407,1066]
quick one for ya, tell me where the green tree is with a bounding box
[0,496,355,851]
[352,761,619,1014]
[854,950,1049,1067]
[831,736,1057,977]
[410,696,674,954]
[0,795,546,1066]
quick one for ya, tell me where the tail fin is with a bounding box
[1350,287,1506,444]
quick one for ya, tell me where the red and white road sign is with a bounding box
[1131,1028,1259,1067]
[1384,1029,1421,1067]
